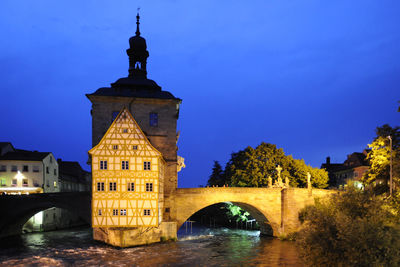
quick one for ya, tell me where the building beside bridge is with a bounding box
[321,151,369,188]
[0,143,59,195]
[0,142,90,232]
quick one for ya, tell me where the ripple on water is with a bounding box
[0,227,303,266]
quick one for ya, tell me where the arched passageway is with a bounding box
[0,192,91,238]
[178,202,274,236]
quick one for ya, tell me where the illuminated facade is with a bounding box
[0,147,59,194]
[321,151,370,188]
[89,108,165,227]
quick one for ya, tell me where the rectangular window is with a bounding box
[22,165,28,172]
[111,111,119,122]
[21,179,28,186]
[1,178,6,186]
[33,166,39,172]
[54,169,57,175]
[354,172,358,177]
[54,181,57,187]
[98,209,102,216]
[100,161,108,170]
[149,112,158,127]
[127,182,134,191]
[46,167,49,174]
[11,166,17,172]
[144,161,151,170]
[0,165,6,172]
[144,209,151,216]
[120,209,127,216]
[112,209,118,216]
[50,156,53,163]
[122,161,129,170]
[113,145,118,150]
[123,129,128,133]
[146,183,153,192]
[12,179,17,186]
[109,182,117,191]
[97,182,105,191]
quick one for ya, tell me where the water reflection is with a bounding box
[0,226,303,266]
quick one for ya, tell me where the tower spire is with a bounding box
[136,8,140,36]
[127,8,149,79]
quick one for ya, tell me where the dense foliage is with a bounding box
[225,203,251,223]
[207,142,328,188]
[206,161,226,186]
[363,124,400,194]
[297,185,400,267]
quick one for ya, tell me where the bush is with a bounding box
[297,184,400,267]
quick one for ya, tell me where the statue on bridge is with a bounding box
[273,165,285,188]
[268,176,273,188]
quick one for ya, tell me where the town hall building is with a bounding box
[86,13,182,246]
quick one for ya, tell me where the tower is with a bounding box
[86,13,181,223]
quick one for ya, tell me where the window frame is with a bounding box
[122,160,129,170]
[146,183,153,192]
[143,209,151,216]
[127,182,135,192]
[109,182,117,191]
[144,161,151,171]
[100,160,108,170]
[97,182,105,191]
[149,112,158,127]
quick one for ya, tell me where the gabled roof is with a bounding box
[89,108,163,158]
[343,152,368,167]
[58,159,89,182]
[0,151,51,161]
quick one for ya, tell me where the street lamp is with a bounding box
[388,136,393,197]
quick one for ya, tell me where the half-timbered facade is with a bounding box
[89,108,164,228]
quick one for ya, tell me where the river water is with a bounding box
[0,226,303,266]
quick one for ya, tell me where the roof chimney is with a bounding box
[326,156,331,165]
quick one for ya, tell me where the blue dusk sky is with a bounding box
[0,1,399,187]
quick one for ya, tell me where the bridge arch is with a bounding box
[0,192,91,238]
[173,188,284,236]
[177,201,276,235]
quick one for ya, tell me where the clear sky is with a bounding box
[0,0,399,188]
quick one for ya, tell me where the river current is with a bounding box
[0,226,303,266]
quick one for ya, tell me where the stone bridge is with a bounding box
[171,187,334,236]
[0,192,91,238]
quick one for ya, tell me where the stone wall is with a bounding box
[88,95,180,220]
[93,222,177,247]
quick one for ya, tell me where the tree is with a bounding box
[223,142,328,188]
[207,161,225,186]
[363,124,400,194]
[297,184,400,266]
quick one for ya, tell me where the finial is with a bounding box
[136,8,141,36]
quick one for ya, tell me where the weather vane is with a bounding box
[137,7,140,13]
